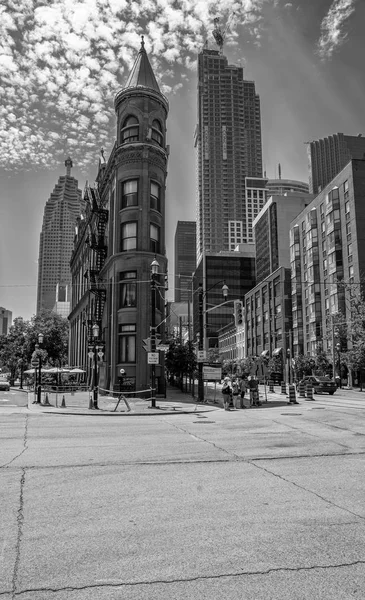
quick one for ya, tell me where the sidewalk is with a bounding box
[27,385,221,416]
[26,382,306,416]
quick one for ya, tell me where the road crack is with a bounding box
[3,558,365,596]
[248,459,365,521]
[11,468,26,599]
[1,415,29,469]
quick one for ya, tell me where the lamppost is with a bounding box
[150,257,159,408]
[37,332,44,404]
[197,281,229,403]
[92,323,99,409]
[336,342,341,388]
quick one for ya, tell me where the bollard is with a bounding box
[281,381,287,395]
[269,380,274,392]
[288,384,299,405]
[42,392,51,406]
[298,380,306,398]
[305,382,314,401]
[61,395,66,408]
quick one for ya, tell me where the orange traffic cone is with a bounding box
[43,393,51,406]
[61,395,66,408]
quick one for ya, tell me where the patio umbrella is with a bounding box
[47,367,71,373]
[69,368,86,373]
[24,369,36,374]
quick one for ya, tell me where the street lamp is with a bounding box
[92,323,99,409]
[37,332,44,404]
[197,281,229,403]
[150,257,159,408]
[336,342,341,388]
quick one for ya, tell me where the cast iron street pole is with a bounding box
[198,283,204,403]
[37,332,44,404]
[92,323,99,409]
[150,258,159,408]
[336,342,341,388]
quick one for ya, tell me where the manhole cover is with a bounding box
[193,421,215,424]
[312,407,326,409]
[281,413,302,416]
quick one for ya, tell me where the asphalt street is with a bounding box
[1,388,365,599]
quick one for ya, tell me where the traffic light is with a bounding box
[234,300,244,327]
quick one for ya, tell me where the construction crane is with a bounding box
[212,13,236,54]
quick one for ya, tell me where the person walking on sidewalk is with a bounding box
[239,377,248,408]
[248,376,259,407]
[221,377,232,410]
[232,378,240,408]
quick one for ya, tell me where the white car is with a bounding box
[0,380,10,391]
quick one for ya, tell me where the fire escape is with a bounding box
[84,186,109,337]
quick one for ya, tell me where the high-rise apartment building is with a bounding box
[290,159,365,356]
[194,48,263,261]
[174,221,196,302]
[308,133,365,194]
[36,158,82,314]
[0,307,12,335]
[253,193,313,284]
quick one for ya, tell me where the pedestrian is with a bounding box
[239,377,248,408]
[248,376,259,407]
[221,377,232,410]
[232,377,240,408]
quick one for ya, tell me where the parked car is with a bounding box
[0,379,10,391]
[296,376,336,395]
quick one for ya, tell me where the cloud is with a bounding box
[0,0,267,173]
[317,0,357,60]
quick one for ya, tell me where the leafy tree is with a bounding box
[0,311,69,385]
[293,354,315,380]
[165,340,196,388]
[314,345,330,376]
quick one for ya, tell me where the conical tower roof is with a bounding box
[125,36,160,92]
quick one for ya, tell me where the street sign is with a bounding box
[98,351,104,359]
[158,345,169,352]
[147,352,159,364]
[31,359,40,367]
[197,350,206,362]
[88,352,94,359]
[203,366,222,381]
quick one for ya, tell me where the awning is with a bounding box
[261,350,270,358]
[273,347,283,356]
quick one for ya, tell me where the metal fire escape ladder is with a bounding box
[85,186,109,326]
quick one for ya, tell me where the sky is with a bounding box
[1,0,365,322]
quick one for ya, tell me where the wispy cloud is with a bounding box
[317,0,357,60]
[0,0,266,173]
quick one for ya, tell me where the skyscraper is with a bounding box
[174,221,196,302]
[36,158,82,314]
[194,48,263,261]
[308,133,365,194]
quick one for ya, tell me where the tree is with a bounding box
[0,317,31,384]
[293,354,315,381]
[0,311,69,385]
[165,340,196,388]
[314,345,330,376]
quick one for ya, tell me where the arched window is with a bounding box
[121,115,139,143]
[151,119,163,147]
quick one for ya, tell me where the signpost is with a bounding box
[147,352,159,365]
[203,366,222,381]
[197,350,206,362]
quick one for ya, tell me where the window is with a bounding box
[121,222,137,251]
[345,201,350,214]
[150,182,161,212]
[119,272,137,308]
[151,119,163,146]
[121,115,139,143]
[121,180,138,208]
[118,324,136,363]
[150,223,160,253]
